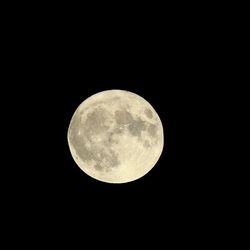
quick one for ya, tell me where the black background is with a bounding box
[15,65,215,234]
[3,5,230,245]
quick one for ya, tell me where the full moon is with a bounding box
[67,90,164,183]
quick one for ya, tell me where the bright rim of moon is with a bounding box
[67,89,164,184]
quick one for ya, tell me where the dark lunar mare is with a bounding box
[69,104,160,172]
[69,108,120,172]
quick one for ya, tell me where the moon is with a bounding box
[67,89,164,183]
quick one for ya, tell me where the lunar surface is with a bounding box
[67,89,164,183]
